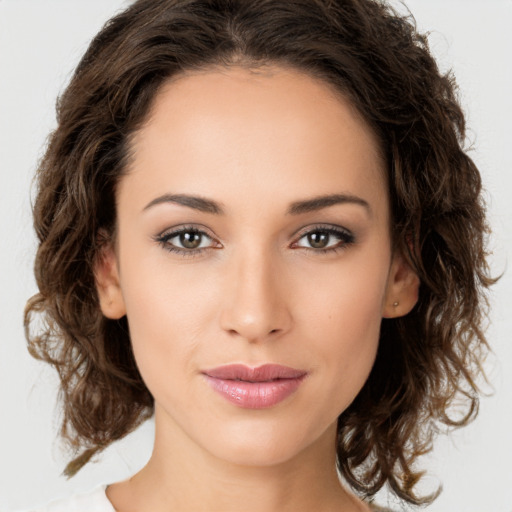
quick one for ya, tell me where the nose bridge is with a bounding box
[220,242,291,342]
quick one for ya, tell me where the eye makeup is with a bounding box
[292,224,355,254]
[153,222,355,258]
[153,224,221,258]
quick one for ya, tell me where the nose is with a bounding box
[219,247,292,343]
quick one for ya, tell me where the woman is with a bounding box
[21,0,493,510]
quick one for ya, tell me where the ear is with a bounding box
[94,240,126,319]
[382,251,420,318]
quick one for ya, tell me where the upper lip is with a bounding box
[202,364,307,382]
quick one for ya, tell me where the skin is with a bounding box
[95,65,419,512]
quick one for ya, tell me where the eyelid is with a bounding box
[153,223,355,257]
[154,224,222,255]
[156,223,217,239]
[290,223,355,251]
[292,223,353,239]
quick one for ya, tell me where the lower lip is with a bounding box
[203,375,306,409]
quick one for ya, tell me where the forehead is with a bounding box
[123,65,387,219]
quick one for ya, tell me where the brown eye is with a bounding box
[294,226,355,252]
[157,228,217,253]
[307,231,330,249]
[179,231,203,249]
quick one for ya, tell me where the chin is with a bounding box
[212,439,305,468]
[199,416,331,468]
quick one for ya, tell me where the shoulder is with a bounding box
[15,485,115,512]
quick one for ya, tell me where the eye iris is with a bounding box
[179,231,202,249]
[308,231,330,249]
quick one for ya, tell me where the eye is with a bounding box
[293,226,354,252]
[171,230,210,249]
[155,226,220,255]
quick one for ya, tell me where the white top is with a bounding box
[20,485,115,512]
[18,485,391,512]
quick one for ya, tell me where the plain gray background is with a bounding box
[1,1,511,510]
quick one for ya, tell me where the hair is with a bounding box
[25,0,494,506]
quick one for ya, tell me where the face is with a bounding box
[96,65,418,468]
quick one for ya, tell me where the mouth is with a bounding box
[202,364,308,409]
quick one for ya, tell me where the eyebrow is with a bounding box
[143,194,224,214]
[142,192,371,216]
[287,194,371,216]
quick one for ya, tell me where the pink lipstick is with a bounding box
[202,364,307,409]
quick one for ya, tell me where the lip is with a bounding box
[202,364,308,409]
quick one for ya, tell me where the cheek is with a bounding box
[295,252,388,400]
[310,294,382,384]
[298,248,388,337]
[122,283,209,421]
[117,245,215,392]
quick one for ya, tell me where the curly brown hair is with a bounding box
[24,0,494,505]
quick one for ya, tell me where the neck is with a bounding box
[107,407,368,512]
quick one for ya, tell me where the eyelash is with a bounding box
[291,225,355,254]
[154,225,218,258]
[154,224,355,257]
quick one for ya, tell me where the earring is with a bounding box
[393,301,399,307]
